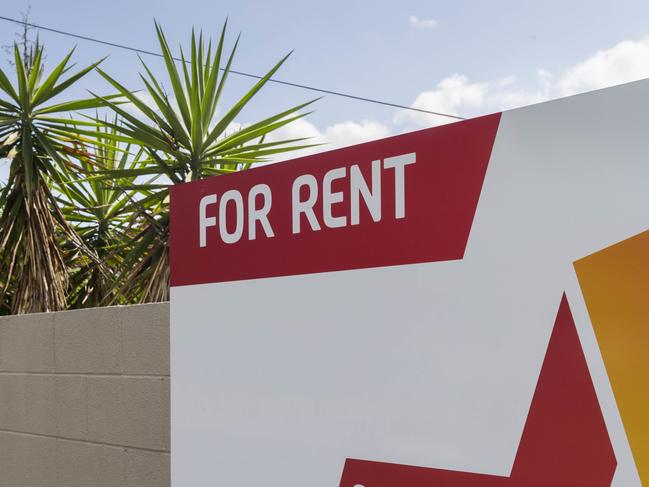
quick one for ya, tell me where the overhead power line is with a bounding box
[0,15,465,121]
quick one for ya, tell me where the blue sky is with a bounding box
[2,0,649,170]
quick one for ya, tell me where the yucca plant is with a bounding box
[89,22,318,303]
[0,41,117,314]
[55,120,150,308]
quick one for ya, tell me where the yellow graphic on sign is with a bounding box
[574,229,649,485]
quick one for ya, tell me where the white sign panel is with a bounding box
[171,80,649,487]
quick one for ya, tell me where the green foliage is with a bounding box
[0,22,317,314]
[55,120,149,308]
[0,40,116,314]
[80,21,317,303]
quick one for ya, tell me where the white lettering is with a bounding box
[292,174,321,233]
[383,152,416,219]
[350,160,381,225]
[199,194,217,247]
[323,167,347,228]
[219,190,244,244]
[248,184,274,240]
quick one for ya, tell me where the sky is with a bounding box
[2,0,649,178]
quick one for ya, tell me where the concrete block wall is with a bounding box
[0,303,170,487]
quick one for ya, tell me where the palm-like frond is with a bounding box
[0,42,116,314]
[96,22,318,181]
[55,120,151,308]
[91,22,319,302]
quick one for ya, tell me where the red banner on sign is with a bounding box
[170,114,500,287]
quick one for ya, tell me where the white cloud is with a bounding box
[409,15,438,30]
[271,118,322,142]
[323,120,390,148]
[267,117,390,161]
[396,72,550,128]
[398,37,649,129]
[394,74,488,127]
[558,38,649,96]
[487,82,548,112]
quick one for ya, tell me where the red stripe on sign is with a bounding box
[170,114,501,287]
[339,295,616,487]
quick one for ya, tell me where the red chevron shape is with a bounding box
[339,294,616,487]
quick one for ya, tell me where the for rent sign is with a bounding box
[170,80,649,487]
[198,152,415,245]
[171,114,497,285]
